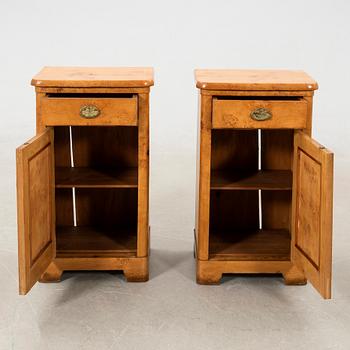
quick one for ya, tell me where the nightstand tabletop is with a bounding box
[195,69,318,91]
[32,66,154,88]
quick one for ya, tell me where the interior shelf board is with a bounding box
[209,229,290,261]
[210,169,292,190]
[55,167,138,188]
[56,226,137,258]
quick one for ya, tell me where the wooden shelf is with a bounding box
[55,167,138,188]
[56,226,137,258]
[209,229,290,261]
[210,170,292,190]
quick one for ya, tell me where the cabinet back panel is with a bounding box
[75,188,137,229]
[54,128,74,227]
[261,130,293,170]
[71,126,138,168]
[211,130,258,170]
[210,190,259,232]
[261,130,293,232]
[261,191,291,230]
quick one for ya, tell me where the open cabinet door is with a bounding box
[16,128,55,295]
[291,131,334,299]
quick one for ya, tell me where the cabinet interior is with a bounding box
[209,129,293,261]
[54,126,138,258]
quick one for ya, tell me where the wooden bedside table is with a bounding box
[16,67,153,295]
[194,69,334,299]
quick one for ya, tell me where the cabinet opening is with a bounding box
[53,126,138,257]
[55,188,137,257]
[54,126,138,188]
[209,129,293,260]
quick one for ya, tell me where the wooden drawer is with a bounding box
[212,97,308,129]
[40,94,138,126]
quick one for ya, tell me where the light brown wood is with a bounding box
[39,262,63,282]
[40,94,138,126]
[36,92,46,133]
[17,68,152,292]
[55,189,74,226]
[209,229,290,261]
[211,169,292,190]
[194,94,201,258]
[195,69,318,91]
[74,188,137,229]
[195,69,333,296]
[55,167,138,188]
[35,87,150,94]
[32,67,154,88]
[261,130,293,231]
[211,129,258,170]
[291,131,334,299]
[210,190,259,232]
[303,96,313,135]
[56,226,137,257]
[212,97,307,129]
[261,191,292,230]
[261,130,293,170]
[201,89,315,97]
[40,257,149,282]
[137,93,150,258]
[71,126,138,168]
[282,265,307,285]
[16,128,55,295]
[210,129,259,258]
[53,127,74,226]
[195,94,212,260]
[197,260,294,285]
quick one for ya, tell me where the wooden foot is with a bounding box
[196,260,222,285]
[124,258,149,282]
[124,269,149,282]
[283,265,307,285]
[39,262,63,283]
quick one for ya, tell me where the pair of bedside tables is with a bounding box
[16,67,333,299]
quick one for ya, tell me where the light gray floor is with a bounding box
[1,144,350,349]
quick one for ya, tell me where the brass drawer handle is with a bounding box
[80,105,100,118]
[250,108,272,121]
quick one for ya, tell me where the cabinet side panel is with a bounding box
[196,94,212,260]
[54,127,71,167]
[137,93,149,257]
[36,92,45,134]
[55,189,74,226]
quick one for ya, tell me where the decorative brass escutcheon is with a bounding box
[250,107,272,121]
[80,105,100,118]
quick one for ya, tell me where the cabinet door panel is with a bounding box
[16,128,55,295]
[291,131,333,298]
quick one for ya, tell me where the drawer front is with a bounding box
[212,98,308,129]
[41,95,138,126]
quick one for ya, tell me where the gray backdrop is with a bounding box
[1,1,349,349]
